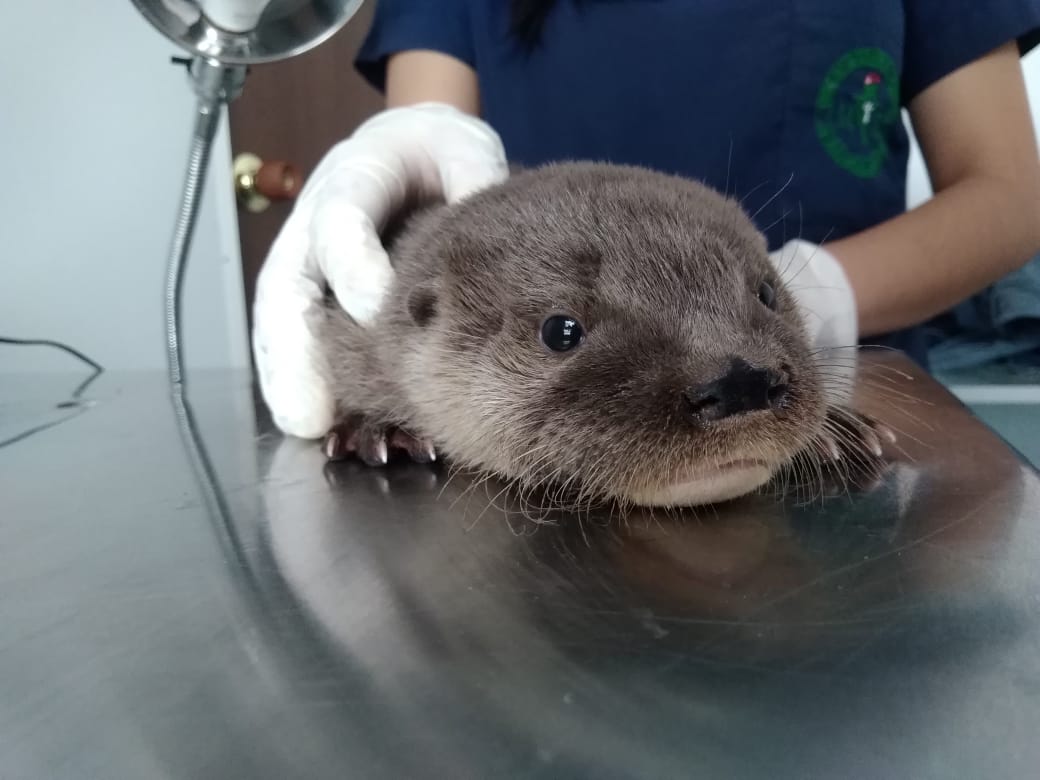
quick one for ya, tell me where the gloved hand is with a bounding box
[769,238,858,351]
[252,102,509,439]
[768,239,859,402]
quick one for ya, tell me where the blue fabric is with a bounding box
[923,255,1040,371]
[356,0,1040,369]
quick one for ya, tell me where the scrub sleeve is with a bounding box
[902,0,1040,102]
[355,0,473,91]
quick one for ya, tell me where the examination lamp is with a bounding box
[130,0,365,385]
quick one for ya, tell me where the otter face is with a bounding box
[400,163,828,507]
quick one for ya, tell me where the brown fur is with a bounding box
[317,162,830,506]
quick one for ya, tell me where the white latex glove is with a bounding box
[252,102,509,439]
[769,239,859,403]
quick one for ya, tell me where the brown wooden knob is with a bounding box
[254,160,302,201]
[233,152,301,213]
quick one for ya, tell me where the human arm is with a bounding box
[385,49,480,113]
[823,41,1040,338]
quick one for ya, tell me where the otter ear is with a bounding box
[406,283,438,327]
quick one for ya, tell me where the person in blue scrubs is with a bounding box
[355,0,1040,362]
[250,0,1040,440]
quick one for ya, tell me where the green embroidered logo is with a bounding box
[815,47,900,178]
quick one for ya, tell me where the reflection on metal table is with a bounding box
[3,351,1039,779]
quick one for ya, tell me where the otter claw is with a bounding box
[861,427,883,459]
[323,431,342,460]
[361,438,389,467]
[819,437,842,463]
[825,407,894,463]
[323,416,437,467]
[792,407,894,496]
[390,429,437,463]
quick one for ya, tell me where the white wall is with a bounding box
[0,1,249,375]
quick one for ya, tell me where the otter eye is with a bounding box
[757,281,777,311]
[540,315,585,352]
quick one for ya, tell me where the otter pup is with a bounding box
[316,162,888,507]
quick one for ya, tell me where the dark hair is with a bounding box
[509,0,560,50]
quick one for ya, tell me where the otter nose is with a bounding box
[682,358,789,423]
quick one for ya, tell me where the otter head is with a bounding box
[396,162,828,507]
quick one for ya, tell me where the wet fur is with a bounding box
[318,162,834,507]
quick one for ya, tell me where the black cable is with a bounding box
[0,336,105,449]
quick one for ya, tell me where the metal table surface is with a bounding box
[3,352,1040,779]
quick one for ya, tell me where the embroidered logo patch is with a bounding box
[815,47,900,178]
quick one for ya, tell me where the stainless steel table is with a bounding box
[3,353,1039,779]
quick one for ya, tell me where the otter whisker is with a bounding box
[750,171,795,221]
[738,178,772,209]
[797,437,828,505]
[447,465,497,513]
[760,208,793,236]
[775,226,837,287]
[459,472,504,530]
[815,376,927,408]
[724,135,734,198]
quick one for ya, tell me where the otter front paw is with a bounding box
[781,408,896,500]
[323,414,437,466]
[811,407,896,488]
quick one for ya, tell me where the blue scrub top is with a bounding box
[356,0,1040,364]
